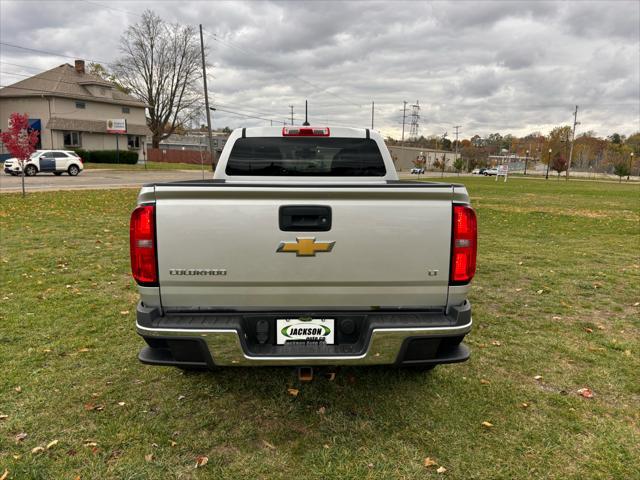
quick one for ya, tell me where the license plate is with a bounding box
[276,318,335,345]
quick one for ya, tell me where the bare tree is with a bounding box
[113,11,203,148]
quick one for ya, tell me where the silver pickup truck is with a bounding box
[131,126,476,371]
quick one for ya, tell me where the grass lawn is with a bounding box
[84,161,205,171]
[1,178,638,479]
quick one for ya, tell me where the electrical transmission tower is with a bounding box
[409,100,420,139]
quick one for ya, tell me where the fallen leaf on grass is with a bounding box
[323,444,330,449]
[15,386,22,393]
[577,388,594,399]
[117,402,126,406]
[317,406,326,415]
[169,440,177,447]
[46,439,59,450]
[480,379,490,385]
[597,325,605,330]
[15,432,27,442]
[481,421,494,428]
[120,310,130,315]
[78,348,90,353]
[534,375,543,381]
[520,403,529,409]
[0,469,8,480]
[584,327,593,333]
[262,440,276,450]
[437,466,447,474]
[83,441,98,448]
[325,371,337,381]
[84,403,104,412]
[491,340,502,346]
[423,457,437,467]
[552,316,562,320]
[0,414,8,420]
[287,388,299,397]
[515,288,522,292]
[145,453,154,462]
[195,455,209,468]
[31,446,45,454]
[536,289,544,294]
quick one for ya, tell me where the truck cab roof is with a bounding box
[213,126,399,183]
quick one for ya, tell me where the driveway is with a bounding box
[0,169,210,193]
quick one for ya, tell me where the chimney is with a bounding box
[75,59,85,74]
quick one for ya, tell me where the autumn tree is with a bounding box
[87,63,129,93]
[112,10,203,148]
[0,113,39,196]
[550,152,568,179]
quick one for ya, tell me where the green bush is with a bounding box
[74,149,138,164]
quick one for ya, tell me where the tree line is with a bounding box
[387,129,639,177]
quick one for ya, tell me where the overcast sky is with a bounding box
[1,0,638,139]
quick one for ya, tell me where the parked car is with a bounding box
[410,167,425,174]
[471,168,481,174]
[3,150,84,176]
[131,126,477,373]
[483,168,499,176]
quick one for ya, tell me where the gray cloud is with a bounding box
[0,0,638,138]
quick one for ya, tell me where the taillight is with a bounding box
[130,204,157,285]
[282,126,330,136]
[450,205,477,284]
[78,157,83,164]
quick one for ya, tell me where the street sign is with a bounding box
[496,164,509,182]
[106,119,127,134]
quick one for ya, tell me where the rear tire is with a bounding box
[24,165,37,176]
[53,171,63,176]
[68,165,80,176]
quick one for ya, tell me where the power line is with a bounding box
[0,42,113,66]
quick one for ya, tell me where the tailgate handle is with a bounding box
[279,205,332,231]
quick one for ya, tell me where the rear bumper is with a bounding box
[135,301,472,368]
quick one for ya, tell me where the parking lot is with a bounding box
[0,169,207,193]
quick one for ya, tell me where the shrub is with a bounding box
[613,162,630,182]
[74,149,138,164]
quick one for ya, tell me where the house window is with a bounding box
[75,101,86,109]
[63,131,82,147]
[122,107,130,114]
[127,135,140,149]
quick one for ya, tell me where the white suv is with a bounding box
[3,150,84,176]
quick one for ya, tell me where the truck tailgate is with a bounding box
[154,184,453,309]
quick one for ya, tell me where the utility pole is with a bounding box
[566,104,579,180]
[441,132,448,177]
[371,101,374,129]
[454,125,461,171]
[199,24,215,172]
[409,101,420,139]
[289,105,294,126]
[400,101,407,164]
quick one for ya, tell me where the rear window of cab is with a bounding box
[226,137,386,176]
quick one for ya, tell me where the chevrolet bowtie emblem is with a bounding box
[277,237,336,257]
